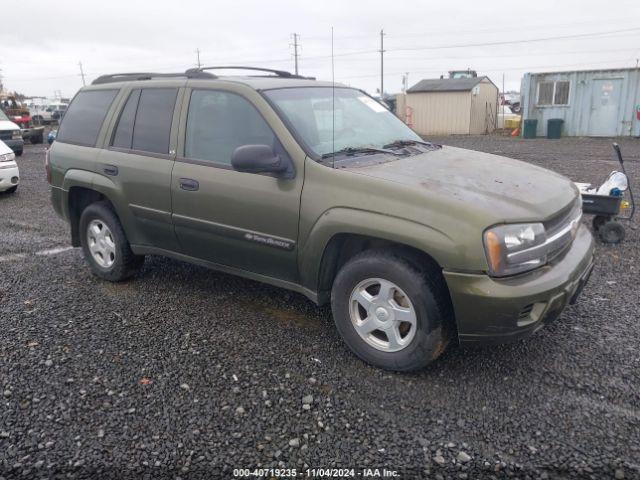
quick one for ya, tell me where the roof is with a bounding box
[407,76,492,93]
[526,66,640,76]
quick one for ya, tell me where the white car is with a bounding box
[0,140,19,194]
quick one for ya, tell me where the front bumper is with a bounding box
[444,224,595,344]
[0,165,20,191]
[3,138,24,152]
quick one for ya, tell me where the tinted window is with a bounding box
[132,88,178,154]
[111,89,140,149]
[57,90,118,146]
[185,90,276,164]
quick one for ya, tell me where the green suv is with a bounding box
[48,67,594,371]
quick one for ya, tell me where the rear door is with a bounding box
[170,86,304,282]
[100,86,183,251]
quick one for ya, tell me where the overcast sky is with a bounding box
[1,0,639,99]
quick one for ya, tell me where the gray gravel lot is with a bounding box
[0,136,639,479]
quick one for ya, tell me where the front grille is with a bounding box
[545,198,582,261]
[0,130,12,140]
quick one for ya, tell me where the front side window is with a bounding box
[185,90,276,165]
[264,87,421,158]
[56,89,118,146]
[131,88,178,154]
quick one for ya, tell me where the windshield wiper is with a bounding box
[321,146,401,159]
[383,139,434,149]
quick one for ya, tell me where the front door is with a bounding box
[170,88,303,282]
[588,78,622,136]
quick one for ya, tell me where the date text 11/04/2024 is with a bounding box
[233,468,400,477]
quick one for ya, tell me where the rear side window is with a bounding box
[185,90,276,165]
[111,89,141,149]
[57,90,118,146]
[110,88,178,154]
[132,88,178,154]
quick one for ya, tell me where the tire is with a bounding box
[5,186,17,194]
[592,215,607,232]
[598,220,625,244]
[79,201,144,281]
[30,134,43,145]
[15,149,23,157]
[331,250,452,371]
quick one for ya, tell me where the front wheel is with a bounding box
[79,202,144,281]
[331,251,452,371]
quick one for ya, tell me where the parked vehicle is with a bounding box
[0,139,19,194]
[47,67,594,371]
[30,105,54,125]
[0,96,45,144]
[0,108,25,156]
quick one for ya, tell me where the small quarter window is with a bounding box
[56,90,118,146]
[185,90,276,165]
[111,89,141,149]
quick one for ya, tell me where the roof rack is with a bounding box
[185,66,312,79]
[91,66,314,85]
[92,70,215,85]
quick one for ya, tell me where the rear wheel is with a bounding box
[331,251,452,371]
[79,202,144,281]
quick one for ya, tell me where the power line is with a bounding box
[388,26,640,53]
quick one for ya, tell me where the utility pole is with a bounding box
[78,62,86,86]
[379,29,385,99]
[195,48,202,68]
[291,33,300,75]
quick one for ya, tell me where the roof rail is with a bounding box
[91,70,216,85]
[185,66,311,79]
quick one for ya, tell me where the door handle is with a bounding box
[179,178,199,191]
[103,165,118,176]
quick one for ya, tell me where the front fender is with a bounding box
[298,207,461,292]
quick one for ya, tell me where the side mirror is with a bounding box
[231,144,288,175]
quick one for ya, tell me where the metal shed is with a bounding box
[521,67,640,137]
[399,77,498,135]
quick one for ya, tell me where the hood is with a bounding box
[0,140,13,155]
[0,120,21,131]
[344,146,577,223]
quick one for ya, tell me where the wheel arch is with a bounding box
[314,232,449,306]
[64,171,122,247]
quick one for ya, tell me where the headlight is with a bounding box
[483,223,547,277]
[0,152,16,162]
[11,130,22,139]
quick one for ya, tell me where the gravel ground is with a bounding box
[0,136,639,479]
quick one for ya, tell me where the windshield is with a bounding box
[264,87,421,158]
